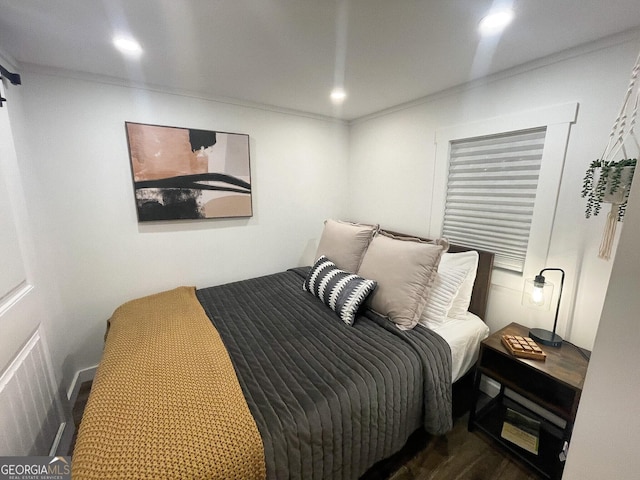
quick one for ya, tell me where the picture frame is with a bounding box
[125,122,252,222]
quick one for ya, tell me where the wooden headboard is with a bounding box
[447,243,494,320]
[383,229,495,320]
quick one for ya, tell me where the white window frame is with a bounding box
[431,103,578,289]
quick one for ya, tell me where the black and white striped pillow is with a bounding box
[303,256,377,326]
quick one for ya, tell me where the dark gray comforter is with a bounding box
[196,267,452,480]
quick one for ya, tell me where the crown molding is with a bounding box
[17,62,348,126]
[351,27,640,126]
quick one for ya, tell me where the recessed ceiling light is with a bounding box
[330,88,347,104]
[478,9,514,36]
[113,35,143,57]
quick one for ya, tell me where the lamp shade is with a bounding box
[521,276,554,310]
[521,268,565,347]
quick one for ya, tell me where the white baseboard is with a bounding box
[49,422,66,456]
[67,365,97,404]
[55,365,98,456]
[54,420,76,457]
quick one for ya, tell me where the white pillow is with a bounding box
[438,250,479,319]
[418,266,468,329]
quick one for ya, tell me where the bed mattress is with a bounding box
[427,312,490,382]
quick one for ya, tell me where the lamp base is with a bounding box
[529,328,563,347]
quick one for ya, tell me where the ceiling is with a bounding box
[1,0,640,120]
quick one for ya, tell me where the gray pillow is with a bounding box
[357,232,448,329]
[315,219,378,273]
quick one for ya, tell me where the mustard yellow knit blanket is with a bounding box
[72,287,266,480]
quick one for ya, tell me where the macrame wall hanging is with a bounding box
[582,49,640,260]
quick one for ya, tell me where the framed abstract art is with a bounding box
[125,122,252,221]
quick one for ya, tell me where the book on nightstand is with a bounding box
[500,408,541,455]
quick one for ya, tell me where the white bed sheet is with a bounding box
[429,312,490,382]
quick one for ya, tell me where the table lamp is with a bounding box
[521,268,565,347]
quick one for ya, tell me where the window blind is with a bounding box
[442,128,546,272]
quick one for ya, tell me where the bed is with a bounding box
[72,222,494,480]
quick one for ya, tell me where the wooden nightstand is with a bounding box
[468,322,589,479]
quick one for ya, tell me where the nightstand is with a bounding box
[468,322,589,479]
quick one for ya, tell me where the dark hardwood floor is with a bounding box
[68,380,92,457]
[385,416,540,480]
[70,380,540,479]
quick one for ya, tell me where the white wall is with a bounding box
[562,131,640,479]
[347,33,640,349]
[7,68,349,388]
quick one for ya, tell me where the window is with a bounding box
[442,128,546,272]
[431,103,577,286]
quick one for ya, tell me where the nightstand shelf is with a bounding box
[474,396,565,478]
[469,323,589,480]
